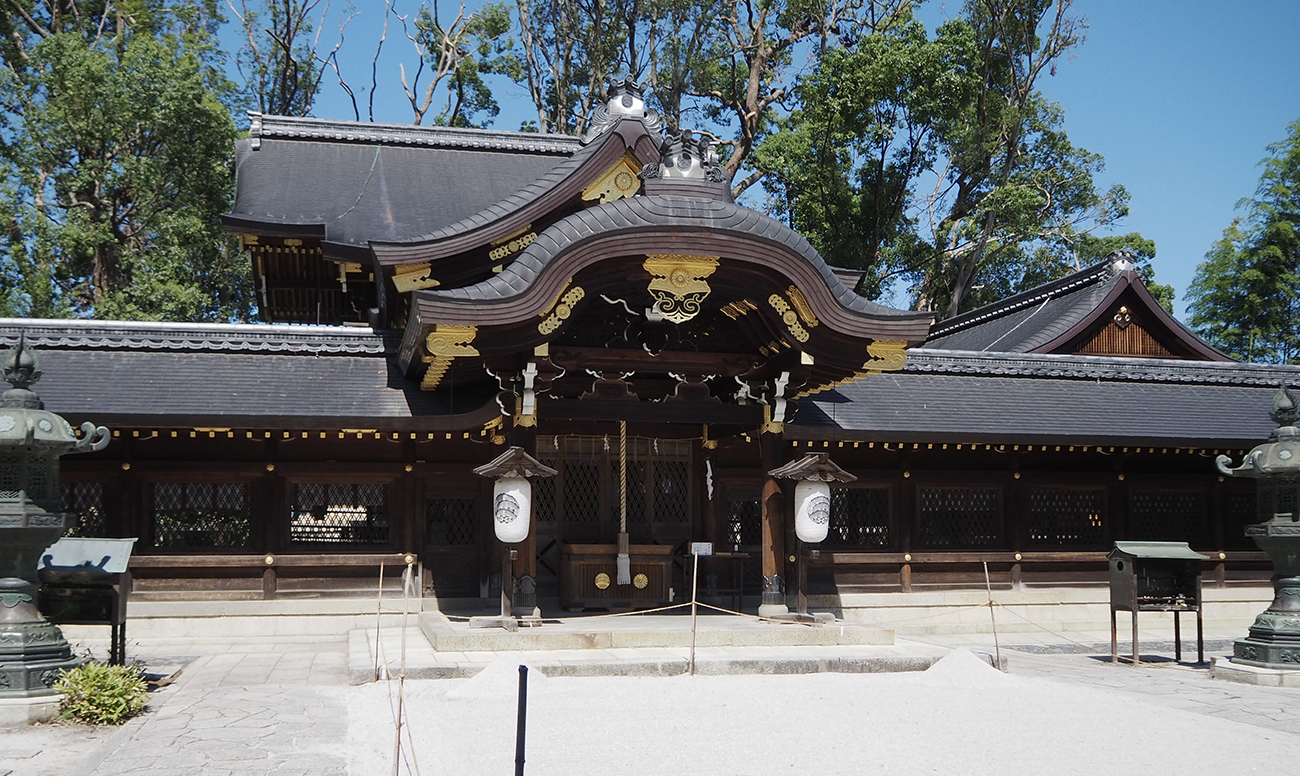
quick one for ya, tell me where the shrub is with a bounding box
[55,662,149,725]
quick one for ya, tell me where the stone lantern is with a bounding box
[0,333,110,724]
[1215,385,1300,683]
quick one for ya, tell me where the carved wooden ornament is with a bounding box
[421,325,478,390]
[643,254,719,324]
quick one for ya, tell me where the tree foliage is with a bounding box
[759,0,1144,319]
[0,1,247,321]
[1187,119,1300,363]
[501,0,910,197]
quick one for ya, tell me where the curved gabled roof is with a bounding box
[370,119,661,266]
[223,115,580,251]
[411,192,933,340]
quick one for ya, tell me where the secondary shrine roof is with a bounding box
[924,254,1229,361]
[793,349,1300,446]
[6,318,1297,447]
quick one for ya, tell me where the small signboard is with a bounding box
[690,542,713,557]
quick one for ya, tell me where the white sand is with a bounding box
[348,650,1300,776]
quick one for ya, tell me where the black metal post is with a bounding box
[515,665,529,776]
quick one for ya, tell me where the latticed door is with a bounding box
[536,435,695,546]
[424,493,482,597]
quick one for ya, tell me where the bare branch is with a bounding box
[4,0,51,38]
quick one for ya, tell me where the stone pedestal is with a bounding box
[1231,572,1300,669]
[0,578,81,726]
[758,574,788,618]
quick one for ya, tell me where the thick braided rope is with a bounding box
[619,421,628,533]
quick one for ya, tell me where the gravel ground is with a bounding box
[346,649,1300,776]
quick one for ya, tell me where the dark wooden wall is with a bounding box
[55,427,1267,601]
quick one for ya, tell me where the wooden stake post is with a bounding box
[689,542,712,676]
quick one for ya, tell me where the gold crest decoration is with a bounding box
[393,261,438,293]
[644,254,719,323]
[539,285,586,335]
[581,153,644,203]
[767,293,810,343]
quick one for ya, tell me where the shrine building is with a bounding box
[3,82,1296,616]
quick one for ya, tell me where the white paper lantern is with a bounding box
[493,476,532,544]
[794,479,832,544]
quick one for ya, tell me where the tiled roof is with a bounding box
[226,124,574,248]
[0,318,387,355]
[1,320,496,426]
[791,349,1300,445]
[250,113,581,154]
[905,349,1292,386]
[924,262,1118,351]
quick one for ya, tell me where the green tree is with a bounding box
[1187,119,1300,363]
[757,0,1141,315]
[912,0,1132,318]
[755,15,979,298]
[0,2,249,321]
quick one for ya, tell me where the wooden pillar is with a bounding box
[511,420,539,616]
[758,431,788,616]
[898,454,914,593]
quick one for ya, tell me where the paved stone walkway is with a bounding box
[67,641,349,776]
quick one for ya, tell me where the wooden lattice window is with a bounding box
[1128,489,1205,544]
[1224,489,1258,550]
[536,436,694,529]
[291,482,388,545]
[152,482,251,548]
[653,458,690,523]
[426,497,478,546]
[1026,487,1106,547]
[917,486,1002,548]
[62,482,107,538]
[535,462,557,522]
[563,458,603,523]
[627,461,647,523]
[826,488,891,547]
[726,500,761,548]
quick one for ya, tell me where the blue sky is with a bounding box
[931,0,1300,320]
[282,0,1300,322]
